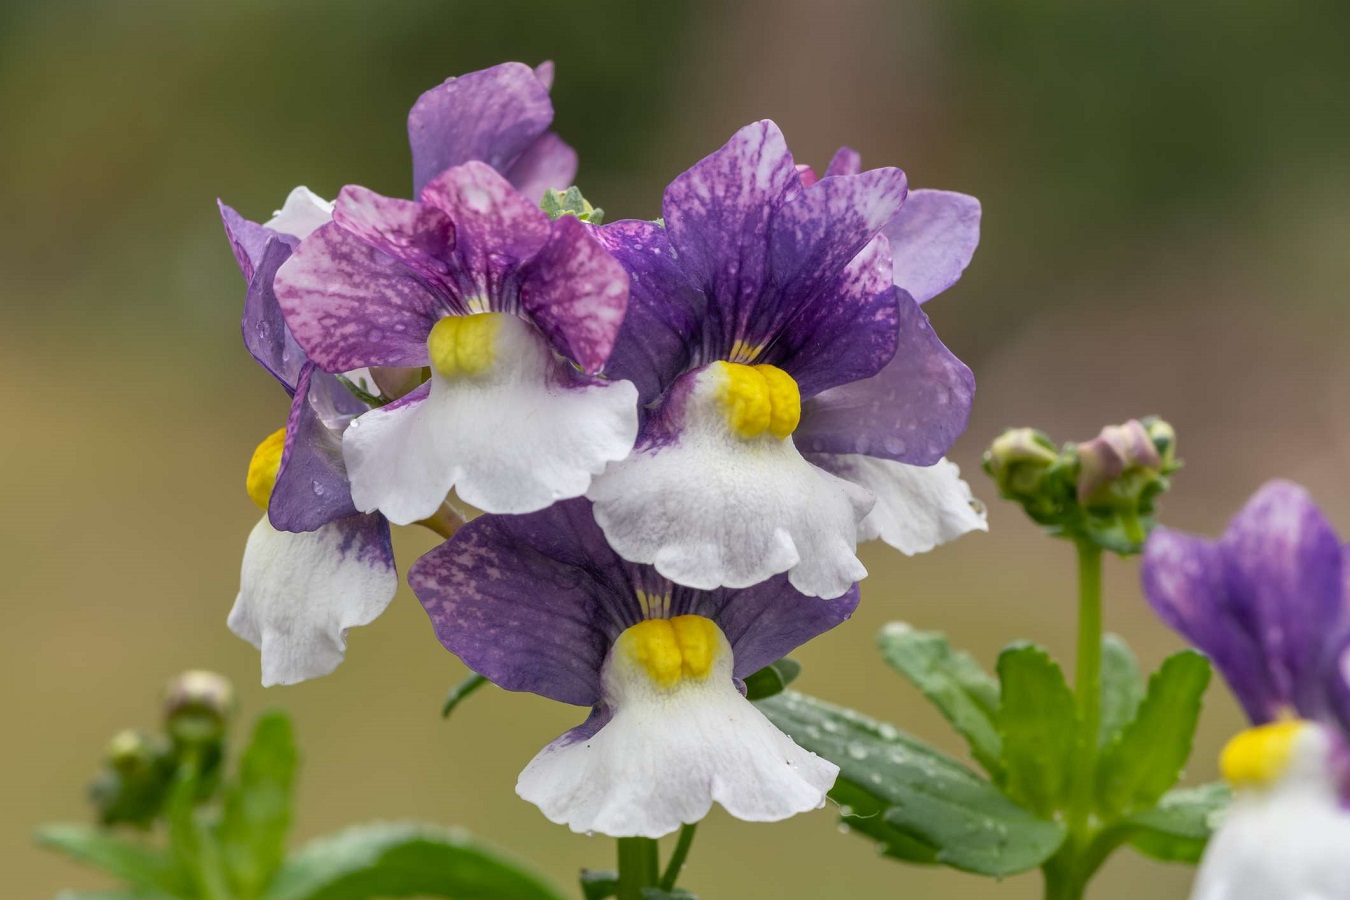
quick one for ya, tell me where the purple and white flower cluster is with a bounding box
[219,62,985,837]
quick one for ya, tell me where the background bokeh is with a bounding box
[6,1,1350,897]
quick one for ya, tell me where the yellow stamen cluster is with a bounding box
[245,428,287,511]
[713,361,800,440]
[617,615,720,689]
[427,313,501,378]
[1220,720,1305,788]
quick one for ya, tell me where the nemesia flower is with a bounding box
[1141,481,1350,899]
[275,160,638,524]
[218,192,397,687]
[588,121,982,600]
[410,499,853,838]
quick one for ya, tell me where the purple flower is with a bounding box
[410,499,853,837]
[1142,481,1350,897]
[586,121,983,600]
[274,161,638,524]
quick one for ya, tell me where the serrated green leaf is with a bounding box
[742,658,802,701]
[263,822,568,900]
[877,623,1003,777]
[829,777,937,865]
[36,825,186,896]
[220,712,298,899]
[441,673,490,719]
[1122,782,1230,863]
[579,869,617,900]
[759,691,1065,877]
[1096,650,1211,818]
[1099,634,1144,748]
[997,644,1077,816]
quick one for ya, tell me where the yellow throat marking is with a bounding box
[713,361,800,440]
[427,313,501,378]
[246,427,287,511]
[1220,720,1305,788]
[617,616,720,689]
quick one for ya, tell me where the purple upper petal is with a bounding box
[241,235,307,393]
[883,189,981,305]
[519,215,628,374]
[219,200,282,281]
[408,62,559,198]
[269,363,367,533]
[794,286,974,465]
[1141,481,1350,725]
[410,498,856,707]
[824,146,862,178]
[503,131,579,205]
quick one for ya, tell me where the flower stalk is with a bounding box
[616,837,660,900]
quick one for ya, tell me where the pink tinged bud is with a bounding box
[796,164,819,188]
[1076,420,1162,503]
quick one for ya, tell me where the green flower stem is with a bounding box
[659,823,698,891]
[616,836,660,900]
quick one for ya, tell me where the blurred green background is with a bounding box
[5,0,1350,897]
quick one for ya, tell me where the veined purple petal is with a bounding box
[269,363,366,533]
[794,285,972,464]
[520,215,627,373]
[332,185,457,290]
[884,189,981,305]
[824,146,862,178]
[503,131,578,205]
[275,219,444,372]
[408,62,556,198]
[241,235,307,393]
[594,220,704,406]
[1219,481,1347,720]
[220,200,286,281]
[410,498,854,705]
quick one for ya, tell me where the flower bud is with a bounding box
[1075,419,1162,505]
[163,670,235,746]
[984,428,1058,494]
[91,730,176,827]
[105,729,169,777]
[540,186,604,225]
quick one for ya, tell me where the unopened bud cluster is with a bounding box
[984,417,1179,554]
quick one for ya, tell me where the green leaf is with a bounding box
[759,691,1065,877]
[996,644,1077,817]
[1121,783,1230,863]
[829,778,938,865]
[579,869,617,900]
[877,623,1002,777]
[220,712,299,898]
[263,822,568,900]
[36,824,186,896]
[1098,633,1145,748]
[441,673,490,719]
[1096,650,1211,818]
[641,889,695,899]
[742,658,802,701]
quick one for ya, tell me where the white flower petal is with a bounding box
[264,186,334,240]
[344,315,638,524]
[1192,724,1350,900]
[813,454,987,554]
[229,514,396,687]
[588,365,871,599]
[517,622,837,837]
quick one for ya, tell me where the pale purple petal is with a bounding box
[332,185,458,290]
[1219,480,1347,719]
[883,189,981,304]
[794,286,973,464]
[708,580,858,679]
[408,62,555,197]
[519,215,627,373]
[275,220,444,372]
[1142,527,1284,723]
[219,200,284,281]
[241,236,307,393]
[269,364,366,533]
[824,146,861,178]
[504,131,579,204]
[533,60,556,91]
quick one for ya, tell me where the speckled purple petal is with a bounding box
[274,219,444,372]
[1218,480,1347,719]
[518,215,627,373]
[794,285,973,465]
[410,498,855,706]
[1142,527,1285,723]
[408,62,556,197]
[240,236,307,393]
[824,146,862,178]
[594,220,705,406]
[420,161,552,310]
[220,200,286,281]
[884,189,981,305]
[269,363,366,533]
[332,185,457,290]
[663,120,798,350]
[503,131,578,205]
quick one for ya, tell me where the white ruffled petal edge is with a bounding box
[229,515,396,687]
[344,317,639,524]
[812,454,987,555]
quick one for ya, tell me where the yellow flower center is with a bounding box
[713,361,800,440]
[427,313,502,378]
[615,615,721,689]
[1220,720,1306,788]
[245,427,287,511]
